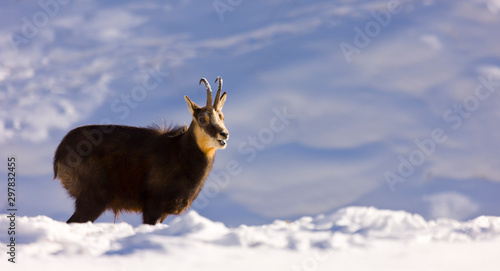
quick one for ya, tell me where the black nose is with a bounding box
[219,132,229,139]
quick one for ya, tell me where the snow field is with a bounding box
[1,206,499,270]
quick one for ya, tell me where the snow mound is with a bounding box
[2,207,500,260]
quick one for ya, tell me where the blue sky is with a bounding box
[1,0,500,226]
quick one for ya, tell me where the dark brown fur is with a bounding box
[53,77,228,225]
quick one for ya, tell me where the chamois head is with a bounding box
[184,76,229,154]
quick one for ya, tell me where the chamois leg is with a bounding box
[142,199,163,225]
[67,197,108,223]
[143,196,188,224]
[67,191,110,223]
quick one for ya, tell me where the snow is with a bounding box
[2,206,500,270]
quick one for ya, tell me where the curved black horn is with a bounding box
[199,78,212,108]
[214,76,223,109]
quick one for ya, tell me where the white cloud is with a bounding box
[0,6,148,144]
[487,0,500,13]
[423,192,479,220]
[197,18,323,55]
[0,42,113,143]
[420,34,442,50]
[85,9,148,41]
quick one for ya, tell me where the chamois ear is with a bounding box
[184,96,200,115]
[216,92,227,111]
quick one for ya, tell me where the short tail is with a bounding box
[53,156,59,180]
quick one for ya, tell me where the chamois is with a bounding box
[53,77,229,225]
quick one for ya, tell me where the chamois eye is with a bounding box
[198,116,208,124]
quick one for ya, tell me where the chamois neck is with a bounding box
[184,121,217,159]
